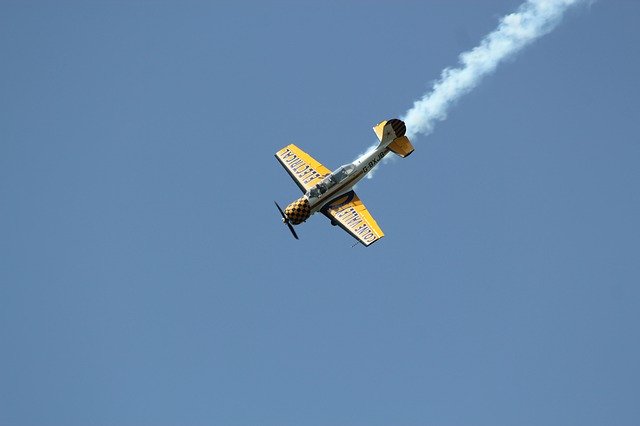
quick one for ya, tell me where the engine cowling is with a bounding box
[284,197,311,225]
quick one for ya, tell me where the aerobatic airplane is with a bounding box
[274,119,414,246]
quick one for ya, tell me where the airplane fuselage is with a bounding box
[306,144,390,215]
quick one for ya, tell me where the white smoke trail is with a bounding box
[403,0,585,140]
[359,0,587,176]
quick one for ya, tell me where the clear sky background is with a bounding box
[2,1,639,425]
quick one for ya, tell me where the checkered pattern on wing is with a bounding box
[284,197,311,225]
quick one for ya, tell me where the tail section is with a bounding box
[387,135,414,158]
[373,119,414,158]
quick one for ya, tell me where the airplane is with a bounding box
[274,118,414,246]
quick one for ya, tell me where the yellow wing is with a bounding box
[321,191,384,247]
[275,144,331,192]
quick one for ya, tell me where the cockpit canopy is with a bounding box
[332,164,356,182]
[307,164,356,199]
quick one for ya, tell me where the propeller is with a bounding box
[274,201,299,240]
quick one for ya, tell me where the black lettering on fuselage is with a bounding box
[361,149,389,175]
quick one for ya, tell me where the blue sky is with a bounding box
[2,1,639,425]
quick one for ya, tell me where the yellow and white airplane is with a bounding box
[274,119,414,246]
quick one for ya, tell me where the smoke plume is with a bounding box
[359,0,587,175]
[403,0,586,140]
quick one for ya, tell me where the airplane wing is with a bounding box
[275,144,331,192]
[321,190,384,247]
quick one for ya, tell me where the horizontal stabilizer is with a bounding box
[388,136,414,158]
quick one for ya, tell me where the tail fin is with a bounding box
[372,119,414,158]
[373,119,406,145]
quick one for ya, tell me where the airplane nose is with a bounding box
[284,197,311,225]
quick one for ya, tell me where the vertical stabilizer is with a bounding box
[373,119,407,146]
[372,119,413,157]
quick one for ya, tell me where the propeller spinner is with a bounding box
[274,201,299,240]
